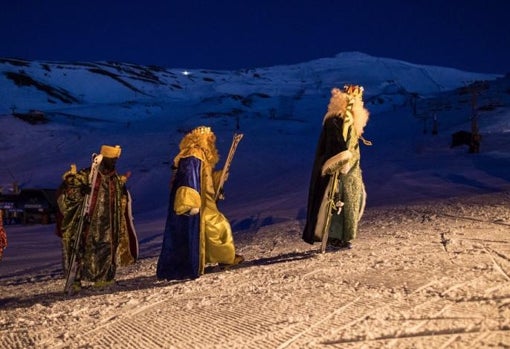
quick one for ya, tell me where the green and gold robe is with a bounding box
[57,166,138,283]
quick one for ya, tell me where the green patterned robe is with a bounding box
[57,167,138,283]
[303,115,367,245]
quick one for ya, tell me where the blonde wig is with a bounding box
[174,126,220,167]
[324,86,370,137]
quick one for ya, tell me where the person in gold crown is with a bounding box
[303,85,371,249]
[157,126,243,280]
[56,145,139,290]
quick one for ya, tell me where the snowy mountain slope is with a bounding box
[0,52,499,114]
[0,52,507,221]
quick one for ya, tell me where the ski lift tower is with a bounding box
[465,80,488,153]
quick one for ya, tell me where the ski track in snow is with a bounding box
[1,192,510,348]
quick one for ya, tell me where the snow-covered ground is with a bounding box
[0,53,509,348]
[2,192,510,348]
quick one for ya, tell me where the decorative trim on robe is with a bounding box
[321,150,353,176]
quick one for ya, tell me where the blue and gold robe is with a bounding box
[157,148,236,280]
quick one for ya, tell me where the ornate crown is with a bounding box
[191,126,212,135]
[344,85,364,99]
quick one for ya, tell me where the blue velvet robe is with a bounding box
[157,157,202,280]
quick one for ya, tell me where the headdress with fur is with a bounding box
[323,85,370,140]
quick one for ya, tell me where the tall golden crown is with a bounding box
[191,126,212,135]
[344,85,364,99]
[100,145,122,158]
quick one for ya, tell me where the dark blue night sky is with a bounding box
[1,0,509,74]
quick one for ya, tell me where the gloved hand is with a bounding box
[188,207,200,215]
[334,200,344,214]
